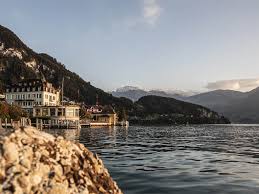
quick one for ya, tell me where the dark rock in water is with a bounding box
[0,127,122,194]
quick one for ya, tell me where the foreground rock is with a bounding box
[0,127,122,194]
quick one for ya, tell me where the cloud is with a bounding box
[206,78,259,92]
[143,0,162,25]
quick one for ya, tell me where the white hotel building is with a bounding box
[4,79,60,114]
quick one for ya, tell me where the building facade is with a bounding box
[32,105,80,128]
[4,79,60,114]
[84,105,118,126]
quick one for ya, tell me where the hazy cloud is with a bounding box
[206,78,259,91]
[143,0,162,25]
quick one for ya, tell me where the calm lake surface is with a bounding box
[46,125,259,194]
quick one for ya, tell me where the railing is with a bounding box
[0,117,31,130]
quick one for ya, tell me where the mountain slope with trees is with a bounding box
[130,95,230,125]
[0,25,134,117]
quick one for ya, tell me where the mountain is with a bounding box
[111,86,195,101]
[0,24,229,124]
[187,88,259,123]
[0,25,134,116]
[187,89,245,110]
[129,95,230,125]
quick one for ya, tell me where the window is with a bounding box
[35,108,41,116]
[27,87,30,92]
[22,88,25,92]
[75,109,79,117]
[50,108,56,116]
[58,108,63,116]
[42,108,49,116]
[39,94,42,98]
[66,109,74,117]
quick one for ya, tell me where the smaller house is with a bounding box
[84,105,118,126]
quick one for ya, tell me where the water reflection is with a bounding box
[46,125,259,194]
[44,128,81,142]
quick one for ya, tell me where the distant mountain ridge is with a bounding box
[113,84,259,123]
[112,86,198,101]
[187,88,259,123]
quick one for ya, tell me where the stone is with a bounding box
[80,189,89,194]
[48,184,68,194]
[3,142,19,165]
[0,127,123,194]
[30,172,42,186]
[20,158,31,169]
[17,176,30,188]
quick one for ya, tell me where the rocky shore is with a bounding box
[0,127,122,194]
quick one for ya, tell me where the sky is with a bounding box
[0,0,259,92]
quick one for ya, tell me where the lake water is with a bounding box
[46,125,259,194]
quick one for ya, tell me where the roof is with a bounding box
[5,79,59,93]
[85,105,116,114]
[7,79,44,88]
[33,105,80,108]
